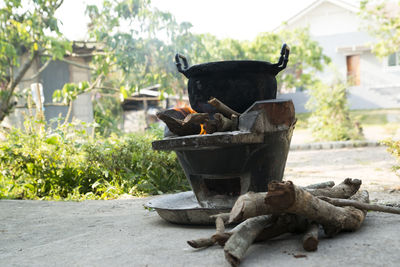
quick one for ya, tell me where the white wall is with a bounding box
[285,1,360,36]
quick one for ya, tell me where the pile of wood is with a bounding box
[187,179,400,266]
[156,97,240,136]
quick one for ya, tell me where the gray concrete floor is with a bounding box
[1,146,400,266]
[1,199,399,267]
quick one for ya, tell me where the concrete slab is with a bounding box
[0,199,399,267]
[1,146,400,266]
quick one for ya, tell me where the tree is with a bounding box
[82,0,196,134]
[0,0,71,122]
[247,27,330,92]
[359,0,400,57]
[85,0,190,96]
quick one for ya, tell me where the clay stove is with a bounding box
[146,44,296,224]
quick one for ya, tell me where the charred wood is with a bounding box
[156,110,208,136]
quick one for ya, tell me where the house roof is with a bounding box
[275,0,359,31]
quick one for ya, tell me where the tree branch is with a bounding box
[6,51,39,94]
[21,58,52,82]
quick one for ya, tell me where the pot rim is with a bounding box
[183,60,279,78]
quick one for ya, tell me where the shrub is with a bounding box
[381,138,400,171]
[306,79,363,141]
[0,119,188,200]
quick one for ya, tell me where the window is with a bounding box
[388,52,400,67]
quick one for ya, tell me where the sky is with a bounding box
[56,0,320,41]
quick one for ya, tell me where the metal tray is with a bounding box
[145,191,230,225]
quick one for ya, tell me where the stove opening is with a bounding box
[203,177,241,196]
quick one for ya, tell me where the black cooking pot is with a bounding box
[175,44,290,113]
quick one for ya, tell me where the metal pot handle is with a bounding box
[274,43,290,74]
[175,53,189,76]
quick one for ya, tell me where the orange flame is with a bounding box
[199,124,206,135]
[173,104,207,135]
[173,104,196,116]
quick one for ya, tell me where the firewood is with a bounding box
[183,113,209,124]
[156,111,208,136]
[208,97,241,118]
[265,181,369,236]
[228,179,359,223]
[318,196,400,215]
[223,215,276,267]
[203,119,217,134]
[307,178,361,198]
[224,214,308,267]
[214,113,233,132]
[304,181,335,189]
[210,213,230,222]
[187,214,231,249]
[302,222,319,251]
[187,237,216,249]
[231,114,239,130]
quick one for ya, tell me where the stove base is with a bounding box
[145,191,230,225]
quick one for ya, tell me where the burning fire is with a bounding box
[173,104,207,135]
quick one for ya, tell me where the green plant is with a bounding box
[0,0,71,122]
[306,78,363,141]
[0,117,188,200]
[381,138,400,171]
[359,0,400,58]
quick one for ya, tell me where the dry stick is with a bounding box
[302,222,319,252]
[210,213,230,222]
[303,181,335,189]
[187,237,216,249]
[223,215,275,267]
[318,196,400,215]
[214,113,233,132]
[224,214,308,267]
[208,97,241,118]
[187,214,231,249]
[231,114,239,130]
[183,113,209,124]
[307,178,361,198]
[265,181,369,237]
[228,179,359,223]
[156,111,208,136]
[203,120,218,134]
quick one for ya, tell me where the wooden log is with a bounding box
[208,97,241,118]
[228,191,267,224]
[302,222,319,251]
[228,179,359,223]
[304,181,335,189]
[307,178,361,198]
[156,111,208,136]
[224,214,308,267]
[265,181,369,236]
[210,213,230,222]
[214,113,233,132]
[187,214,231,249]
[183,113,209,124]
[187,238,216,249]
[203,119,217,134]
[231,114,239,131]
[224,215,275,267]
[318,196,400,215]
